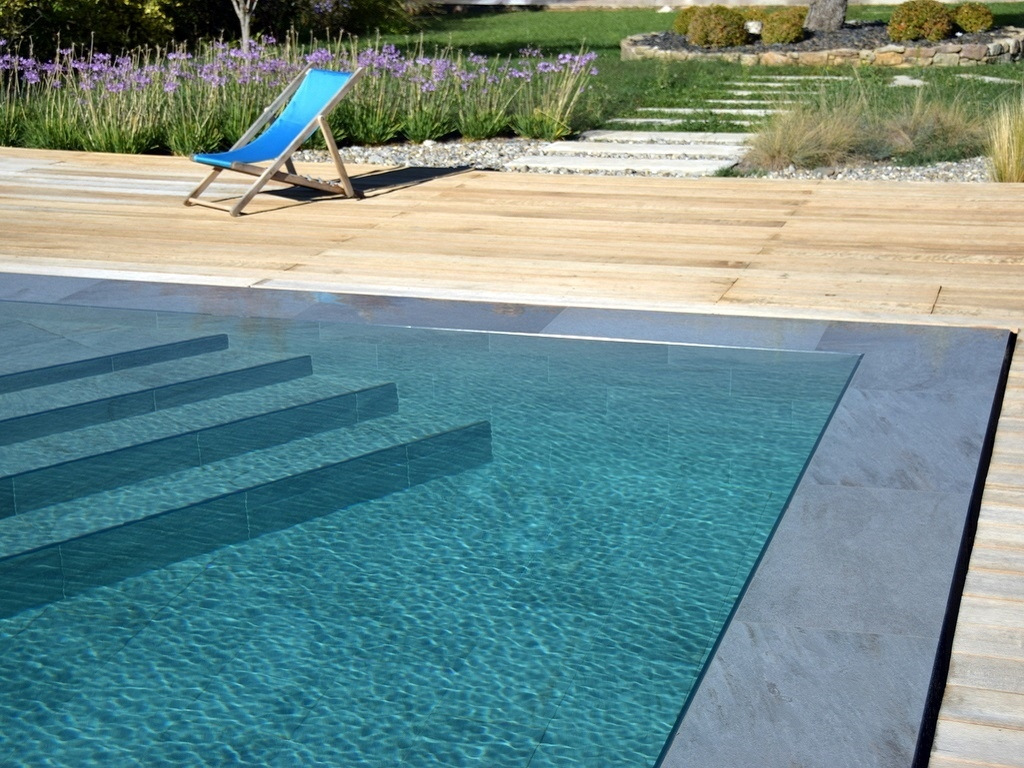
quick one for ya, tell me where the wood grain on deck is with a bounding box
[1,147,1022,767]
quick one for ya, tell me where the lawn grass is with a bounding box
[375,3,1024,142]
[385,8,671,56]
[378,8,680,123]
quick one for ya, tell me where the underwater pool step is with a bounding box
[0,356,313,447]
[0,373,391,477]
[0,346,309,421]
[0,334,229,395]
[0,421,492,618]
[0,383,399,519]
[0,406,481,556]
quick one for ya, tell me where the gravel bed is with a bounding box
[299,138,992,182]
[295,137,548,171]
[756,155,992,182]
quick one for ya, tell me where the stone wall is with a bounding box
[621,28,1024,65]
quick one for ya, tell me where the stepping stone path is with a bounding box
[505,73,846,177]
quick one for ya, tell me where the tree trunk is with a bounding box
[230,0,259,48]
[804,0,849,33]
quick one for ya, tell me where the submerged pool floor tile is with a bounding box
[0,274,1011,768]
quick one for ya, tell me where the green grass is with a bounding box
[386,8,670,56]
[377,8,678,122]
[376,4,1024,147]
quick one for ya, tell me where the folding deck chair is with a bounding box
[185,65,364,216]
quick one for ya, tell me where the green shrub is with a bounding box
[953,2,994,32]
[672,5,699,35]
[0,0,32,39]
[687,5,748,48]
[736,5,772,22]
[887,0,955,42]
[761,6,807,45]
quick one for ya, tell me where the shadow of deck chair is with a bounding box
[185,65,364,216]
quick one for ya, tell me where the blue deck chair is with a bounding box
[185,65,364,216]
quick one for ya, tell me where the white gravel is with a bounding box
[297,138,548,171]
[299,138,994,183]
[757,155,992,183]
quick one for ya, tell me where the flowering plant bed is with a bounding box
[0,36,600,154]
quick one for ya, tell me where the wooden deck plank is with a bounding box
[932,719,1024,767]
[3,148,1024,768]
[939,685,1024,730]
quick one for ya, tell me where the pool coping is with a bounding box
[0,272,1013,768]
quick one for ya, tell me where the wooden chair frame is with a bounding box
[184,66,365,217]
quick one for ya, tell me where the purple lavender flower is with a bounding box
[305,48,334,66]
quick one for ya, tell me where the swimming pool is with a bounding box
[0,297,859,767]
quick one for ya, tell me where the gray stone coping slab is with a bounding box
[0,273,1012,768]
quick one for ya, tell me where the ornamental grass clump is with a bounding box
[953,2,994,33]
[744,96,868,171]
[987,97,1024,182]
[687,5,748,48]
[884,90,983,164]
[744,74,991,172]
[887,0,955,43]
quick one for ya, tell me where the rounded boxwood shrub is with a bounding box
[688,4,749,48]
[737,5,772,22]
[673,5,699,35]
[887,0,955,42]
[953,2,994,32]
[761,6,808,44]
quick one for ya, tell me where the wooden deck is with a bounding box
[1,147,1023,766]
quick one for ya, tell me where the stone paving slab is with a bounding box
[733,81,803,88]
[579,129,754,144]
[727,88,801,96]
[529,142,745,159]
[504,154,736,175]
[608,117,756,127]
[707,98,795,106]
[746,74,854,80]
[638,106,781,116]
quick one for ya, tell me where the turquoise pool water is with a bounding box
[0,302,858,767]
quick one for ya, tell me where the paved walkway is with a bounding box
[506,72,822,176]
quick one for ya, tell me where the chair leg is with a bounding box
[228,158,295,217]
[318,116,362,199]
[184,167,223,207]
